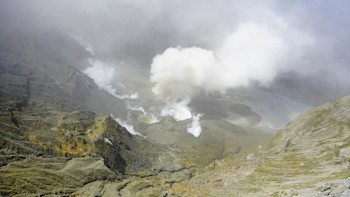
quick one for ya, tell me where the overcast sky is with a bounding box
[1,0,349,106]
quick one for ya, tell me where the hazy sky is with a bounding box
[1,0,349,106]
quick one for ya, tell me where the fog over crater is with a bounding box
[1,0,350,136]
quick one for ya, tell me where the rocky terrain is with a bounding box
[177,95,350,197]
[0,32,269,196]
[0,31,349,197]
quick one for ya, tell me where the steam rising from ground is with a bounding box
[160,97,192,121]
[126,102,146,115]
[84,59,138,100]
[1,1,349,139]
[126,102,160,124]
[151,22,314,137]
[110,114,142,136]
[84,59,115,92]
[187,114,203,137]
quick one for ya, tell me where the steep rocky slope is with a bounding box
[178,96,350,197]
[0,30,128,117]
[0,61,143,195]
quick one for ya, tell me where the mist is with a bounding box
[1,0,350,136]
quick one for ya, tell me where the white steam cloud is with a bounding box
[160,97,192,121]
[126,102,146,114]
[150,21,314,137]
[85,59,115,91]
[187,113,203,137]
[148,114,160,124]
[84,59,138,100]
[151,23,313,95]
[110,114,142,136]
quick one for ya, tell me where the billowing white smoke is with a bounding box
[110,114,142,136]
[84,59,115,92]
[148,114,160,124]
[160,97,192,121]
[187,113,203,137]
[115,118,140,135]
[84,59,138,100]
[150,22,314,137]
[115,92,138,100]
[126,102,146,114]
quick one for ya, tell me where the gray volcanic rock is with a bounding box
[200,96,350,196]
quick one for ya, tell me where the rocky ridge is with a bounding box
[178,96,350,196]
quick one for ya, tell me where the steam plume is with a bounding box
[150,21,314,136]
[84,59,138,100]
